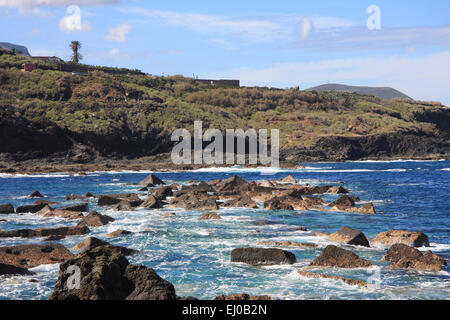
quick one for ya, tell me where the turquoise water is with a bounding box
[0,160,449,300]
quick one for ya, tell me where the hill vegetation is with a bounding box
[0,54,449,168]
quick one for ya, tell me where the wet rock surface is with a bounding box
[231,248,297,266]
[0,244,74,268]
[49,246,177,300]
[371,230,430,247]
[309,245,372,268]
[383,243,447,272]
[328,227,370,247]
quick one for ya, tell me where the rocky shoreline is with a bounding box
[0,173,447,300]
[0,151,448,176]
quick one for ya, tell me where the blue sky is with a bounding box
[1,0,450,104]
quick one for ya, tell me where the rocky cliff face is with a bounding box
[0,56,449,166]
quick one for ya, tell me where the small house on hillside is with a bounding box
[22,63,38,72]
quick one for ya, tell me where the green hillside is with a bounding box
[1,53,449,165]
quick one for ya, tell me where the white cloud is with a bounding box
[205,52,450,106]
[131,8,293,42]
[105,23,131,42]
[0,0,121,9]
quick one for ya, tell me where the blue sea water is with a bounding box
[0,160,449,300]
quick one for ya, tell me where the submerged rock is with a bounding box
[309,245,372,268]
[327,227,370,247]
[49,246,177,300]
[231,248,296,266]
[199,212,221,220]
[0,244,74,268]
[257,241,318,248]
[298,271,366,287]
[327,186,350,194]
[371,230,430,247]
[382,243,446,272]
[0,203,14,214]
[107,229,133,238]
[332,203,376,215]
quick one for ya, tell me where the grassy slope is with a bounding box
[0,54,448,159]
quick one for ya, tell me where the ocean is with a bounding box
[0,160,449,300]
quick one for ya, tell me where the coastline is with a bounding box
[1,152,448,175]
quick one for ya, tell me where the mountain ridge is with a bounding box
[306,83,412,100]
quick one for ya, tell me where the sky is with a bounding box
[1,0,450,105]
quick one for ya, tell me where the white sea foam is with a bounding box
[441,168,450,171]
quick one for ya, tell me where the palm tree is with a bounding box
[69,41,83,64]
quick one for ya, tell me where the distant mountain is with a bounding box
[306,83,412,100]
[0,42,30,56]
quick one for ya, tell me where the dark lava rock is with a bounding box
[72,237,137,256]
[15,203,46,213]
[30,190,43,198]
[77,211,115,227]
[0,203,14,214]
[0,263,35,276]
[328,195,355,207]
[309,245,372,268]
[328,227,370,247]
[371,230,430,247]
[231,248,296,266]
[151,186,173,200]
[0,225,89,238]
[49,246,177,300]
[0,244,74,268]
[59,203,89,212]
[140,195,162,209]
[223,194,257,208]
[141,174,165,187]
[199,212,221,220]
[112,200,134,211]
[382,243,447,272]
[97,195,122,206]
[107,230,133,238]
